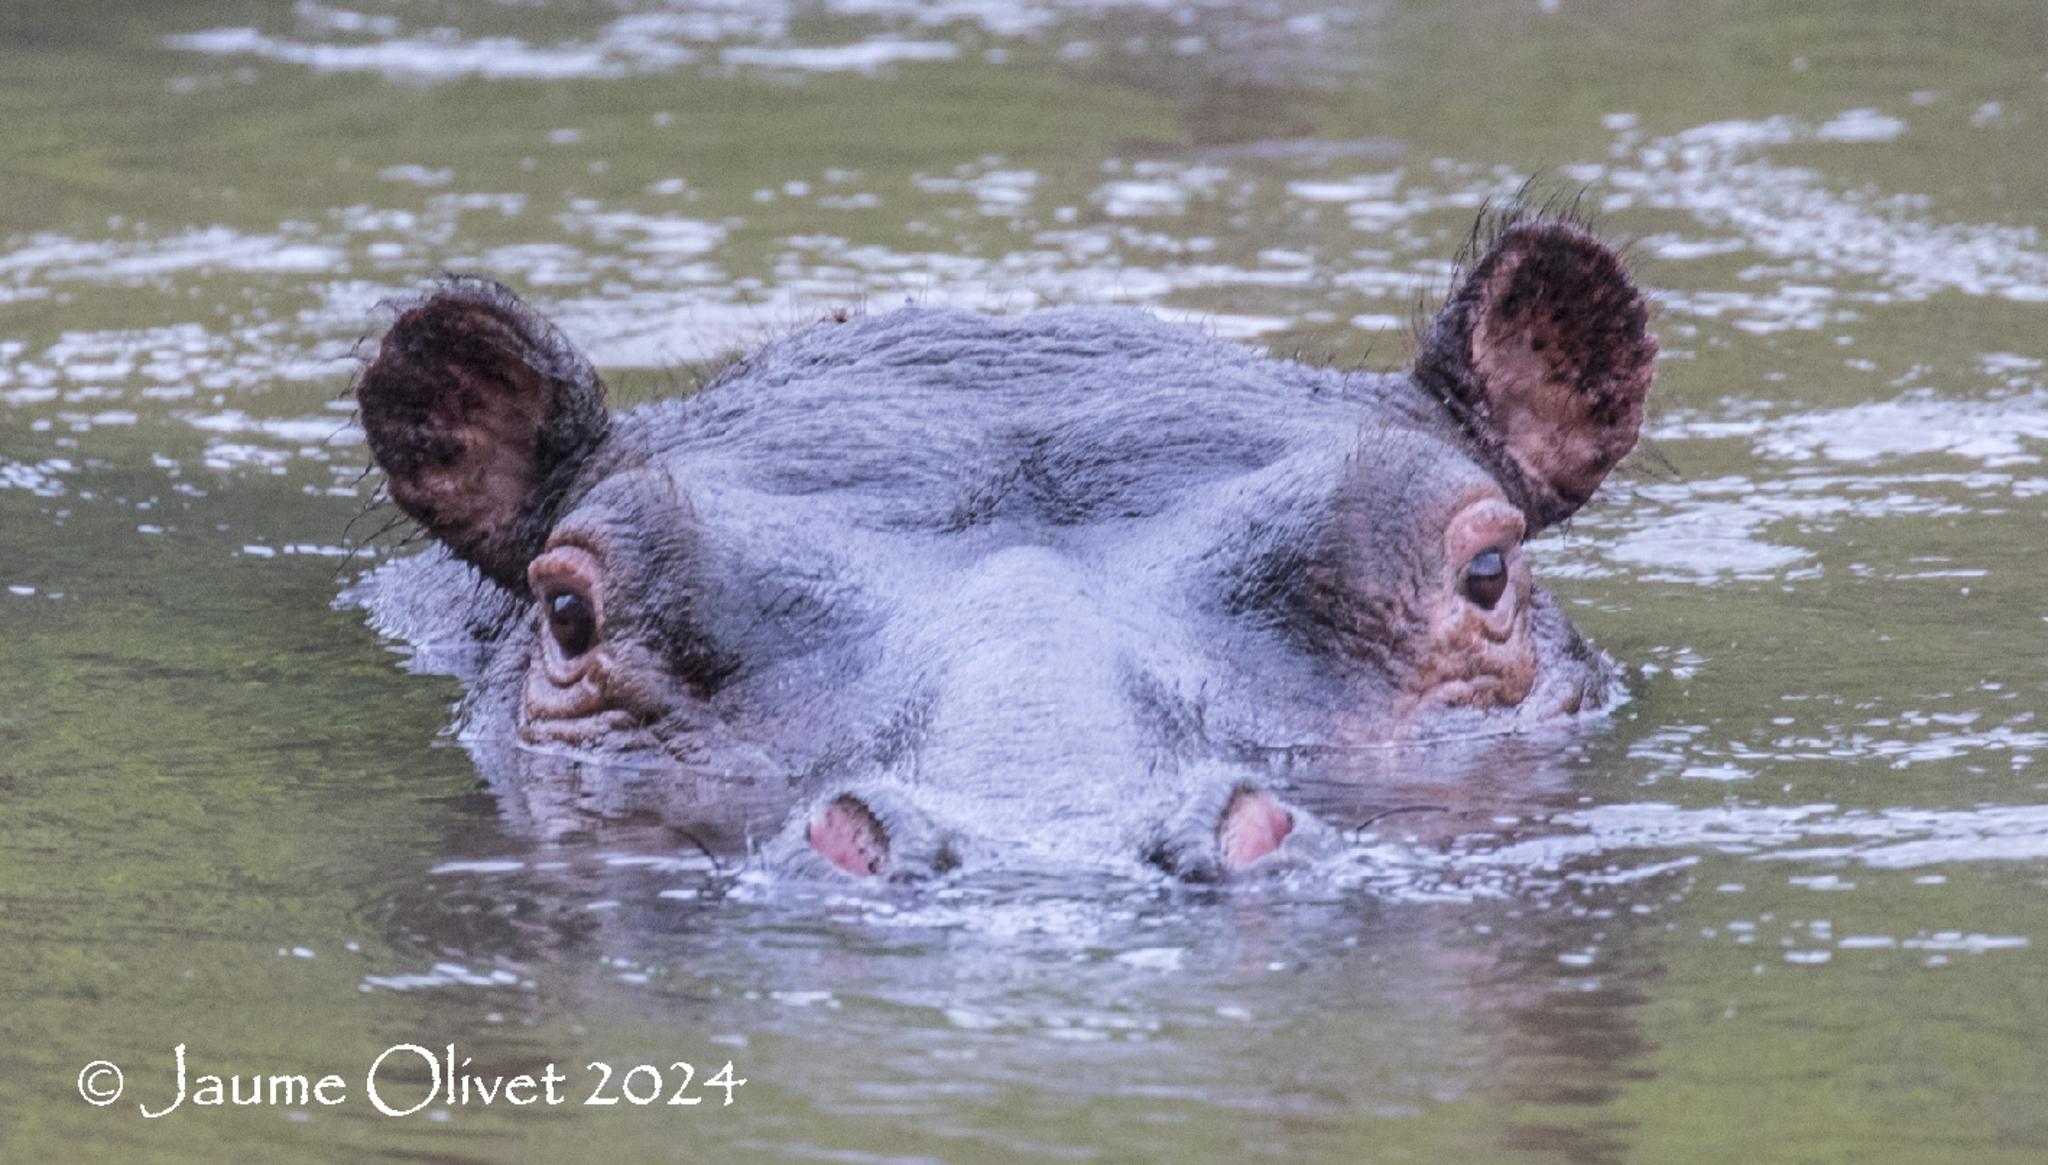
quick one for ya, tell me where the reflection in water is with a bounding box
[356,809,1671,1163]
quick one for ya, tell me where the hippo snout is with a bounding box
[777,777,1335,882]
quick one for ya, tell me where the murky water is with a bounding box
[5,1,2047,1161]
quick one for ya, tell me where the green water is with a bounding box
[4,2,2046,1161]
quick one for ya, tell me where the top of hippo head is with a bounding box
[350,216,1657,883]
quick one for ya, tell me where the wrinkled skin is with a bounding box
[348,217,1657,881]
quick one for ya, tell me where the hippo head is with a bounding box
[352,217,1656,881]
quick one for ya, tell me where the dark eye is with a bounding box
[545,590,597,657]
[1462,548,1508,610]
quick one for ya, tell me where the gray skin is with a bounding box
[349,217,1657,881]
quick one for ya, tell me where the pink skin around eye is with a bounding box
[1374,493,1544,725]
[526,543,606,682]
[1442,497,1526,634]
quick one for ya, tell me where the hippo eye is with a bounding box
[1461,548,1508,610]
[544,589,597,657]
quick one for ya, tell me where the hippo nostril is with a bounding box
[808,795,889,877]
[1218,788,1294,868]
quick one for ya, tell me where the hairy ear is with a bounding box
[1415,220,1657,528]
[357,279,609,590]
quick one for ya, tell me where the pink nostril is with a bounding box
[1219,789,1294,867]
[808,796,889,877]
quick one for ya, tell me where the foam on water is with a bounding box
[163,0,1360,85]
[1483,802,2048,873]
[163,25,695,83]
[1603,110,2048,311]
[0,227,345,283]
[720,40,960,73]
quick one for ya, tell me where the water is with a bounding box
[4,1,2046,1160]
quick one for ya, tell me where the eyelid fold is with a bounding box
[529,542,604,599]
[1443,497,1525,568]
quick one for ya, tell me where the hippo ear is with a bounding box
[1414,219,1657,529]
[357,280,609,591]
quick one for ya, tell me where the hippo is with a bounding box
[347,213,1656,881]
